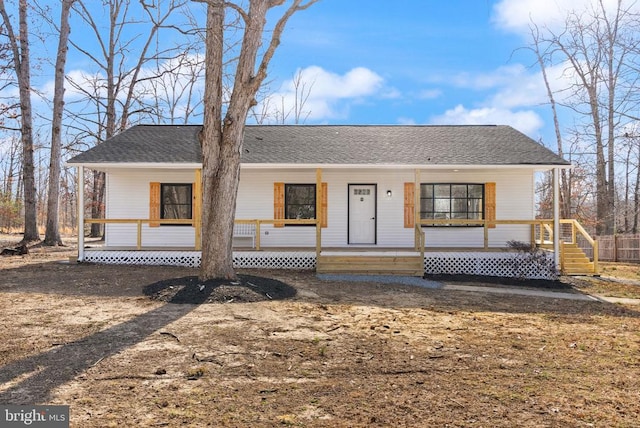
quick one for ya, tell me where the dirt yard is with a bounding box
[1,235,639,427]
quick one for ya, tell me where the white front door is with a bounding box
[348,184,376,244]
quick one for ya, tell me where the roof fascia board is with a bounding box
[66,162,572,171]
[240,163,573,171]
[65,162,573,171]
[65,162,202,169]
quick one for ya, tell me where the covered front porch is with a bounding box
[77,218,597,279]
[74,166,597,279]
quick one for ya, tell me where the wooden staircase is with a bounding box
[561,242,597,276]
[316,253,424,277]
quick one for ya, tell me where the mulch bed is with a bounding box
[143,274,297,304]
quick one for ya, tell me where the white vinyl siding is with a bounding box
[238,168,534,248]
[104,167,535,249]
[105,170,195,247]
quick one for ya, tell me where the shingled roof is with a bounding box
[67,124,569,167]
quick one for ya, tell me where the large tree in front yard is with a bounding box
[197,0,318,280]
[0,0,39,242]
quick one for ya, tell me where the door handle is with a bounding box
[370,217,375,220]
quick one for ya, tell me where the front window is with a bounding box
[285,184,316,224]
[420,183,483,225]
[161,183,192,222]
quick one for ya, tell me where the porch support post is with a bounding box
[77,165,85,262]
[194,168,202,251]
[553,167,560,269]
[316,168,322,257]
[414,168,420,250]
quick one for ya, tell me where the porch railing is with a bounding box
[84,218,194,250]
[414,218,598,271]
[417,218,556,249]
[233,219,318,252]
[83,218,318,252]
[84,217,597,269]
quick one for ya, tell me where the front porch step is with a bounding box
[562,243,597,276]
[316,254,424,277]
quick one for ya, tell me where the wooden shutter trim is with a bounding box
[149,182,161,227]
[404,182,415,228]
[274,182,285,227]
[485,182,496,229]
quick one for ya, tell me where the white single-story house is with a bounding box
[67,124,598,279]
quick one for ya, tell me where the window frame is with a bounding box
[284,183,316,226]
[419,183,484,227]
[160,183,193,225]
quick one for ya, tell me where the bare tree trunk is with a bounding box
[529,23,571,218]
[200,1,233,279]
[594,105,609,236]
[634,142,640,234]
[198,0,318,280]
[0,0,39,242]
[603,0,619,234]
[44,0,75,246]
[623,144,632,233]
[89,171,104,237]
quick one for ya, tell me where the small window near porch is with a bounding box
[161,183,192,223]
[285,184,316,224]
[420,183,484,226]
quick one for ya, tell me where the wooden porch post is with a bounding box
[414,169,421,250]
[553,167,560,269]
[77,165,85,262]
[194,168,202,251]
[316,168,322,257]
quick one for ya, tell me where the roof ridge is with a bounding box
[128,123,502,128]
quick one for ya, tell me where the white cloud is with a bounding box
[38,53,206,109]
[493,0,638,36]
[487,69,547,109]
[430,104,544,136]
[492,0,569,34]
[450,64,528,90]
[443,60,577,112]
[257,66,384,123]
[287,66,383,99]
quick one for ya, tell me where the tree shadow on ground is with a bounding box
[0,275,296,404]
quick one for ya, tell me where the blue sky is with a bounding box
[9,0,607,151]
[256,0,556,143]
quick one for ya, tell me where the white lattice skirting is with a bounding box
[83,250,557,280]
[83,250,317,270]
[424,251,557,280]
